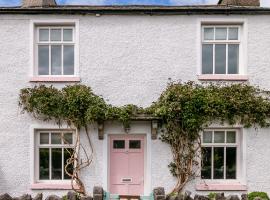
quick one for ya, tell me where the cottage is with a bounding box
[0,0,270,198]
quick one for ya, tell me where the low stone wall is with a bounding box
[0,186,106,200]
[0,187,255,200]
[153,187,249,200]
[0,191,92,200]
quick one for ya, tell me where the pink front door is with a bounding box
[109,135,145,195]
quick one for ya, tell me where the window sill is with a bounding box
[196,183,247,191]
[198,74,249,81]
[30,76,81,83]
[31,183,79,190]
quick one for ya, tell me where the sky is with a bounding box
[0,0,269,7]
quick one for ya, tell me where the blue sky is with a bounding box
[0,0,269,6]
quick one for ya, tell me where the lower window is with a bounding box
[36,131,75,181]
[201,130,238,180]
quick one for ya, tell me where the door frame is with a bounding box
[102,132,152,195]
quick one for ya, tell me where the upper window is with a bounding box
[201,130,239,180]
[36,131,74,181]
[202,26,240,75]
[36,26,75,76]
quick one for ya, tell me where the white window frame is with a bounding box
[201,25,242,75]
[34,130,76,184]
[201,129,242,182]
[30,19,79,78]
[36,26,75,76]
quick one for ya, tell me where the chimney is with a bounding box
[218,0,260,6]
[22,0,57,7]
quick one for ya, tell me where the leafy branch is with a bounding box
[19,82,270,195]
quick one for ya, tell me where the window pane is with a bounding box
[64,133,73,144]
[202,44,213,74]
[40,132,49,144]
[201,147,212,179]
[228,44,239,74]
[51,133,62,144]
[228,28,238,40]
[51,45,62,75]
[39,148,49,180]
[203,131,212,143]
[226,147,237,179]
[214,147,224,179]
[227,131,236,143]
[215,28,227,40]
[215,44,226,74]
[214,131,225,143]
[38,45,49,75]
[113,140,125,149]
[204,28,214,40]
[51,148,62,180]
[50,29,61,41]
[129,140,141,149]
[63,29,73,41]
[64,148,74,179]
[39,29,49,41]
[63,45,74,75]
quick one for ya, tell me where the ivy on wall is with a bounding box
[150,81,270,193]
[19,82,270,195]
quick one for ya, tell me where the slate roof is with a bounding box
[0,5,270,15]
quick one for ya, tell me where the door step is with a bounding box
[119,195,140,200]
[104,192,154,200]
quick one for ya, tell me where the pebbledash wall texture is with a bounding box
[1,9,270,197]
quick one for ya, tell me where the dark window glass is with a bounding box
[215,44,226,74]
[228,28,238,40]
[39,148,49,180]
[113,140,125,149]
[51,148,62,180]
[226,131,236,143]
[129,140,141,149]
[214,147,224,179]
[51,45,62,75]
[228,44,239,74]
[64,133,73,144]
[40,132,49,144]
[51,133,62,144]
[226,147,237,179]
[38,45,49,75]
[64,45,74,75]
[64,148,74,179]
[202,44,213,74]
[201,147,212,179]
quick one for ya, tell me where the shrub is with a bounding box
[248,192,270,200]
[208,193,216,200]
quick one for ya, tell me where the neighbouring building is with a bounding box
[1,0,270,197]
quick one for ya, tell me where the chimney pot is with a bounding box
[22,0,57,7]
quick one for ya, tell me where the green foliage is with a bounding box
[208,193,217,200]
[62,195,68,200]
[19,82,270,193]
[248,192,270,200]
[106,104,143,128]
[19,84,142,129]
[19,85,64,122]
[150,81,270,192]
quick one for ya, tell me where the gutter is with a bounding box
[0,6,270,15]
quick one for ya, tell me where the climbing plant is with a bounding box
[19,82,270,195]
[19,85,140,195]
[150,81,270,193]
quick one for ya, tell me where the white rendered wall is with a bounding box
[0,14,270,197]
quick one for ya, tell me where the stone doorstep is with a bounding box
[119,195,141,200]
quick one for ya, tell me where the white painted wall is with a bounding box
[0,14,270,197]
